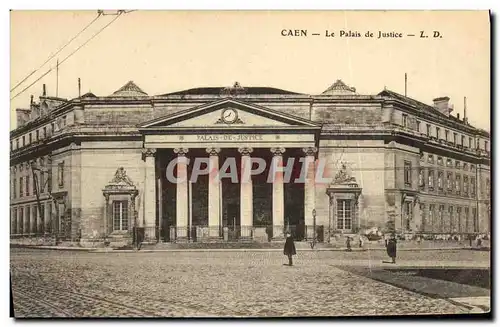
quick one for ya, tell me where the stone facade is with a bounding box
[10,80,491,247]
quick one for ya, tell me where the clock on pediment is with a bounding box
[216,108,244,124]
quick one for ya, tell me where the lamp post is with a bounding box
[310,209,317,249]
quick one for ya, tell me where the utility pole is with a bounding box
[310,209,317,249]
[404,73,408,97]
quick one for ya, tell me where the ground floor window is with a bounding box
[32,204,38,235]
[40,204,45,234]
[472,208,478,233]
[336,199,352,230]
[26,206,31,235]
[113,200,129,231]
[19,207,24,234]
[12,208,17,234]
[403,202,412,230]
[47,202,52,233]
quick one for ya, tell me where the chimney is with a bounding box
[464,96,468,124]
[42,84,46,96]
[457,113,460,120]
[78,78,81,98]
[433,96,453,116]
[30,95,33,105]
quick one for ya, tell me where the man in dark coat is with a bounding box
[385,233,397,264]
[283,233,296,266]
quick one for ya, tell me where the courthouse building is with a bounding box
[9,80,491,246]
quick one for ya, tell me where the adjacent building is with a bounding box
[9,79,491,246]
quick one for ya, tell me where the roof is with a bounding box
[161,84,302,96]
[81,91,97,98]
[322,79,357,95]
[379,89,490,137]
[112,81,148,96]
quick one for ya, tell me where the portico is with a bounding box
[138,98,321,242]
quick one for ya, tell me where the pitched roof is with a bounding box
[81,91,97,98]
[111,81,148,96]
[161,86,302,96]
[321,79,357,95]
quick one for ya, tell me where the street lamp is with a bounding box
[310,209,317,249]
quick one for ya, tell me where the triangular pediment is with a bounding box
[139,98,320,129]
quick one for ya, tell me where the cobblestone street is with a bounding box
[10,249,489,318]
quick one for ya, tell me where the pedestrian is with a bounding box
[385,233,397,264]
[283,232,296,266]
[359,236,364,248]
[346,236,352,251]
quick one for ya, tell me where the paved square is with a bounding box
[10,249,489,317]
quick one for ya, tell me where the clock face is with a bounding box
[221,108,238,124]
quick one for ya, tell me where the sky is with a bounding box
[10,10,491,131]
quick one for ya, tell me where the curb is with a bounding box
[11,244,486,253]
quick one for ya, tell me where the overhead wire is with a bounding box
[10,11,126,102]
[10,12,103,93]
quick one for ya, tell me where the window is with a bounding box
[428,155,434,164]
[22,136,25,147]
[455,175,461,195]
[404,161,412,186]
[453,133,457,145]
[437,171,443,190]
[12,208,18,234]
[471,177,476,196]
[446,158,452,167]
[463,163,468,171]
[436,127,441,139]
[485,140,489,152]
[464,207,470,232]
[420,203,426,231]
[426,124,431,137]
[469,137,473,149]
[19,177,24,197]
[437,157,443,165]
[447,172,452,191]
[25,174,30,196]
[58,162,64,188]
[429,205,435,229]
[438,205,444,232]
[416,120,421,132]
[472,208,478,232]
[10,141,12,150]
[402,114,408,128]
[26,206,31,235]
[16,138,19,149]
[40,204,45,234]
[62,116,67,127]
[461,135,465,146]
[336,199,352,230]
[486,178,490,197]
[32,171,37,195]
[36,130,39,141]
[419,169,424,188]
[19,207,24,234]
[29,133,32,144]
[51,123,55,133]
[455,161,461,169]
[457,207,462,233]
[40,171,45,193]
[48,165,52,193]
[445,130,449,142]
[448,206,454,233]
[463,176,469,195]
[428,170,434,190]
[32,205,38,235]
[13,178,17,198]
[43,127,47,138]
[47,202,52,233]
[113,201,129,231]
[403,202,412,230]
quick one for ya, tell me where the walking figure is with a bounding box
[385,233,397,264]
[359,236,364,248]
[283,232,296,266]
[346,236,352,251]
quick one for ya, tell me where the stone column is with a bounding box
[206,147,221,238]
[174,148,189,241]
[239,147,253,240]
[302,147,317,240]
[142,148,156,241]
[270,147,286,240]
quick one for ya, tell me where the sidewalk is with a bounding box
[11,243,489,253]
